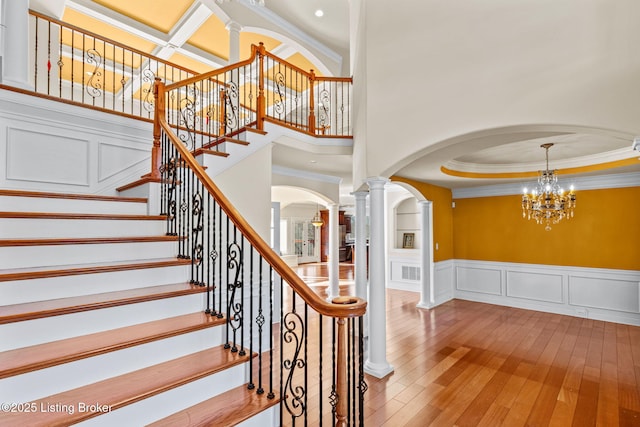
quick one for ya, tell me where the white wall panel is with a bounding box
[7,127,89,186]
[98,142,149,182]
[569,276,640,314]
[506,270,563,303]
[455,266,502,295]
[450,259,640,326]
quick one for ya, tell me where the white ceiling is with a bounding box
[36,0,640,205]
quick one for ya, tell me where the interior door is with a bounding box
[292,219,319,264]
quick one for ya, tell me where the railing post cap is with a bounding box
[332,296,358,305]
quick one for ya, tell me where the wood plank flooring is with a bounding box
[292,263,640,427]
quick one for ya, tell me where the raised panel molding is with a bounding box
[455,266,502,295]
[452,259,640,326]
[98,142,150,182]
[506,270,564,303]
[6,127,90,186]
[569,276,640,314]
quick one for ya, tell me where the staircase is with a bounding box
[0,189,279,426]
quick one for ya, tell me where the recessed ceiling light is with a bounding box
[315,9,324,17]
[309,160,317,163]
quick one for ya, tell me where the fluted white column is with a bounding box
[328,203,340,300]
[364,177,393,378]
[417,200,435,309]
[226,21,242,64]
[1,0,31,89]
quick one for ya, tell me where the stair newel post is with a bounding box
[332,297,357,427]
[308,69,316,135]
[151,78,166,180]
[256,42,266,131]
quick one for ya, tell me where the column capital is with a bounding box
[366,176,389,190]
[418,200,432,206]
[351,190,369,200]
[225,20,243,32]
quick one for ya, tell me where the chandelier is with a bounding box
[216,0,265,6]
[521,143,576,231]
[311,203,324,228]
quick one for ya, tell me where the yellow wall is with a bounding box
[452,186,640,271]
[390,176,454,262]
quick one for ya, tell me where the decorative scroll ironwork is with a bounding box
[223,80,239,131]
[178,85,200,150]
[163,156,178,235]
[282,310,306,419]
[273,71,286,116]
[318,88,330,129]
[226,241,244,353]
[191,192,204,285]
[85,48,103,99]
[141,68,156,113]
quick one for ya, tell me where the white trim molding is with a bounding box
[452,259,640,326]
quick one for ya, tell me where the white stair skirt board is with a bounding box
[74,363,247,426]
[0,195,147,215]
[0,217,166,239]
[0,241,179,269]
[0,264,190,305]
[0,294,206,351]
[1,327,223,403]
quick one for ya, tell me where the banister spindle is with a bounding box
[332,296,358,427]
[256,43,266,131]
[151,78,166,179]
[308,69,316,135]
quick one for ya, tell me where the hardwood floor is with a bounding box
[292,263,640,427]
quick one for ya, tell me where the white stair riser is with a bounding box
[0,196,147,215]
[76,363,247,427]
[0,294,207,351]
[0,241,179,269]
[0,218,166,238]
[0,264,190,305]
[237,406,279,427]
[1,327,224,403]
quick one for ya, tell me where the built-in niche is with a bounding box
[394,197,420,250]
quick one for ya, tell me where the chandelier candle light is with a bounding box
[521,143,576,231]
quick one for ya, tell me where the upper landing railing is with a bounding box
[25,10,352,138]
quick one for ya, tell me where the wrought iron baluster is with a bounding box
[257,252,264,394]
[248,246,255,390]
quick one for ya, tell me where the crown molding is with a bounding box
[452,171,640,199]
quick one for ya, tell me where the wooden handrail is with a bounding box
[155,80,365,319]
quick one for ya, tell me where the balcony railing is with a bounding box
[26,10,352,137]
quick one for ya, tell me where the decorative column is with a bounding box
[327,203,340,300]
[1,0,31,89]
[417,200,435,309]
[226,21,242,64]
[364,177,394,378]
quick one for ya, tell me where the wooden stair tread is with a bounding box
[0,282,206,324]
[148,385,280,427]
[243,126,267,135]
[0,346,247,427]
[192,147,230,157]
[203,136,250,150]
[0,189,147,203]
[0,257,191,282]
[0,211,165,220]
[0,311,225,379]
[0,235,183,247]
[116,175,163,193]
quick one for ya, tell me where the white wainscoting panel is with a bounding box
[7,127,90,186]
[450,260,640,326]
[568,275,640,314]
[0,88,152,195]
[434,260,454,305]
[455,265,502,295]
[506,270,564,304]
